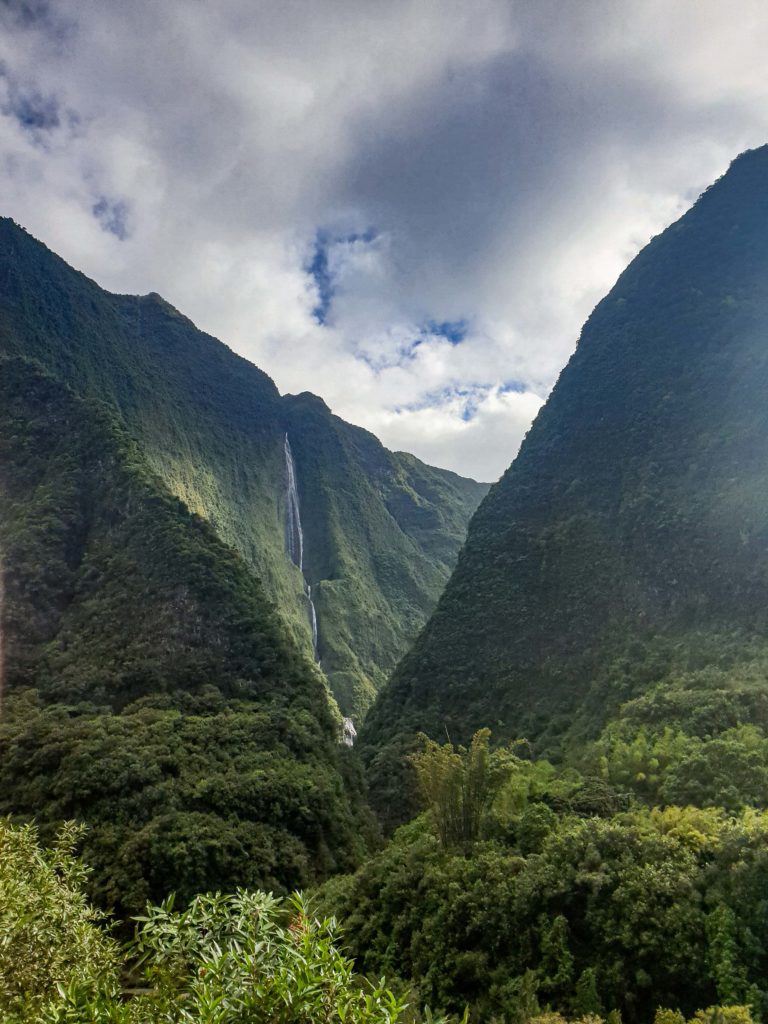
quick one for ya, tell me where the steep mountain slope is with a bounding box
[0,356,371,910]
[0,218,487,717]
[362,145,768,802]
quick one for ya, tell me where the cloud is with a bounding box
[369,385,545,483]
[1,0,768,478]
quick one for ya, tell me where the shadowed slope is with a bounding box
[362,146,768,815]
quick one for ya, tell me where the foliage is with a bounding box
[3,816,752,1024]
[527,1013,754,1024]
[320,732,768,1024]
[408,729,516,847]
[124,890,418,1023]
[581,667,768,812]
[0,820,458,1024]
[0,819,121,1021]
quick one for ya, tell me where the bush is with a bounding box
[0,819,121,1021]
[0,818,455,1024]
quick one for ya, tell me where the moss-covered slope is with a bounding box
[362,146,768,809]
[0,219,487,718]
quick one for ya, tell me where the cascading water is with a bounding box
[284,435,355,746]
[284,434,319,660]
[307,585,318,651]
[342,717,357,747]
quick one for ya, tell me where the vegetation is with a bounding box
[0,358,372,909]
[8,147,768,1022]
[0,819,449,1024]
[0,216,486,718]
[2,816,757,1024]
[320,730,768,1024]
[0,820,121,1021]
[361,145,768,811]
[409,729,516,847]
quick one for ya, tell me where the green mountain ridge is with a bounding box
[0,217,488,718]
[361,144,768,813]
[0,355,371,910]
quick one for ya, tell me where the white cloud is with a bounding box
[367,386,546,483]
[1,0,768,478]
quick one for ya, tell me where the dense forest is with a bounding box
[324,724,768,1022]
[7,148,768,1022]
[0,357,373,909]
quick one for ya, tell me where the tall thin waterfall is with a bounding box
[284,435,355,744]
[284,434,304,572]
[307,585,318,651]
[284,435,319,658]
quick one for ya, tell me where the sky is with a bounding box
[2,1,768,480]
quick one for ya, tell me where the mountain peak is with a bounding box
[362,147,768,815]
[284,390,331,411]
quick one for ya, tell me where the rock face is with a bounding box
[361,146,768,813]
[0,218,487,719]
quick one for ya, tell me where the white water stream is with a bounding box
[284,434,319,658]
[341,717,357,747]
[284,435,355,746]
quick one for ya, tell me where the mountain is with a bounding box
[0,356,373,910]
[0,218,487,719]
[361,145,768,810]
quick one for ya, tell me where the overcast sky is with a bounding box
[2,0,768,479]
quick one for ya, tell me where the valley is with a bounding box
[6,148,768,1022]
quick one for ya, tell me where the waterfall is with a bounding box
[307,584,318,651]
[342,717,357,747]
[284,436,353,746]
[284,435,319,659]
[284,434,304,572]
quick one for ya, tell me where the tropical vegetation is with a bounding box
[7,149,768,1022]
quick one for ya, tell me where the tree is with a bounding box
[409,729,516,847]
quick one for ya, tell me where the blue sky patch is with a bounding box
[422,318,468,345]
[307,232,333,324]
[499,379,526,394]
[92,197,129,240]
[307,226,378,325]
[12,90,59,130]
[0,64,81,146]
[3,0,77,46]
[393,383,487,421]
